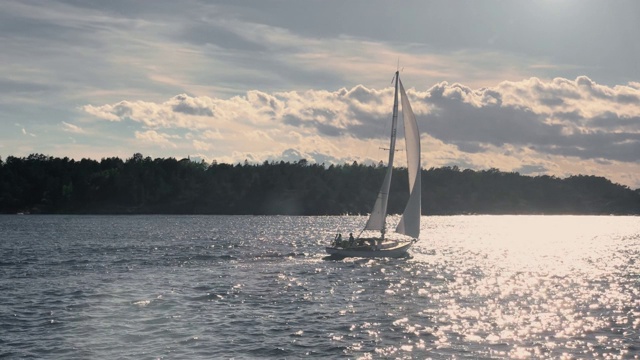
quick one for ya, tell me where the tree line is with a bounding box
[1,153,639,215]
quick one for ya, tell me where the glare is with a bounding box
[414,215,640,359]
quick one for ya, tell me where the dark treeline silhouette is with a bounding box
[1,153,639,215]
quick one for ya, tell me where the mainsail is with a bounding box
[395,79,421,238]
[363,72,399,234]
[363,72,421,239]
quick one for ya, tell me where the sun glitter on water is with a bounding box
[415,215,640,359]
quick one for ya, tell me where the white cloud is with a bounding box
[61,121,84,134]
[134,130,178,148]
[192,139,211,151]
[201,129,224,140]
[81,76,640,187]
[83,104,124,122]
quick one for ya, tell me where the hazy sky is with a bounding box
[2,0,640,188]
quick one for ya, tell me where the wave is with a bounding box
[252,252,308,260]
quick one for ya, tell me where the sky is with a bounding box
[2,0,640,188]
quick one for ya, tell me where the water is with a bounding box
[1,215,639,359]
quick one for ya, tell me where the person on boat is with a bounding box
[334,233,342,247]
[348,233,355,247]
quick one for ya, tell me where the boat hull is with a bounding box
[325,240,414,259]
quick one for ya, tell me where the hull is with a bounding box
[325,240,414,259]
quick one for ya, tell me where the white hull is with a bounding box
[325,240,414,259]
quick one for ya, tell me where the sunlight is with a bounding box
[416,215,640,358]
[435,215,626,275]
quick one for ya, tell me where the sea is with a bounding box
[0,215,638,359]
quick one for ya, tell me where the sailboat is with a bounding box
[326,70,421,259]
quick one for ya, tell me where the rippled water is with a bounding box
[0,215,639,359]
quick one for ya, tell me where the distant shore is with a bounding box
[2,154,639,215]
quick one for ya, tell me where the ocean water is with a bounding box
[0,215,639,359]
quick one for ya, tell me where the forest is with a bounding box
[1,153,639,215]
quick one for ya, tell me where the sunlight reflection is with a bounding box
[315,216,639,358]
[409,215,640,359]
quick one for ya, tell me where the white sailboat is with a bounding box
[326,71,421,259]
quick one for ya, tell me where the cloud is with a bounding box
[420,76,640,163]
[84,76,640,165]
[134,130,178,148]
[83,104,126,122]
[80,75,640,188]
[275,148,342,165]
[61,121,84,134]
[514,164,548,175]
[170,94,215,116]
[201,129,224,140]
[192,139,211,151]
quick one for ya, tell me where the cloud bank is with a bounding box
[82,76,640,188]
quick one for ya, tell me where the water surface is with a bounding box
[1,215,638,359]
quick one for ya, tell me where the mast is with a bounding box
[388,71,400,171]
[381,71,400,237]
